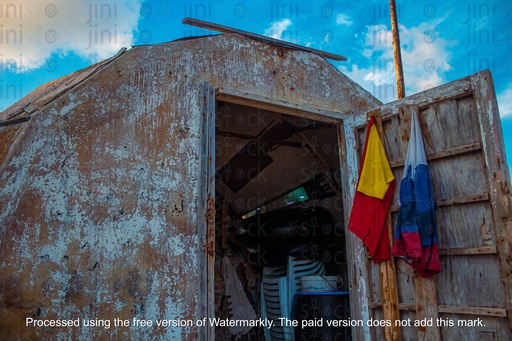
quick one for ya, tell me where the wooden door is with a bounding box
[343,70,512,340]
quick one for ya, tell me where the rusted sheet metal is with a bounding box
[0,125,23,169]
[0,33,380,340]
[0,54,122,124]
[0,60,205,340]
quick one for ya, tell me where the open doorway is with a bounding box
[212,100,350,340]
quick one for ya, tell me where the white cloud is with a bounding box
[497,84,512,118]
[0,0,141,72]
[336,14,353,26]
[264,18,292,40]
[340,21,456,102]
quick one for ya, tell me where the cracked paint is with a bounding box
[0,33,381,340]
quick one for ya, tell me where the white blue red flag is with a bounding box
[392,109,441,278]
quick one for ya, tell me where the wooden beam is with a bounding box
[414,276,441,340]
[438,245,497,256]
[201,82,217,341]
[371,302,507,317]
[216,87,344,123]
[389,142,482,168]
[367,245,497,260]
[368,109,401,341]
[434,192,489,207]
[0,116,31,127]
[182,17,347,61]
[216,130,256,141]
[471,70,512,332]
[390,192,489,212]
[378,79,473,119]
[339,116,373,340]
[379,259,401,340]
[438,305,507,317]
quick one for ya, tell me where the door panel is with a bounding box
[345,70,512,340]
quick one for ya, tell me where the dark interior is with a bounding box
[213,102,350,340]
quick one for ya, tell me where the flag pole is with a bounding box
[373,109,401,341]
[374,2,405,340]
[390,0,405,99]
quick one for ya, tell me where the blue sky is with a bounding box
[1,0,511,169]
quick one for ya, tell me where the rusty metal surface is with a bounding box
[0,55,121,124]
[0,33,380,340]
[0,125,23,169]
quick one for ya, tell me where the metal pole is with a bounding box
[389,0,405,99]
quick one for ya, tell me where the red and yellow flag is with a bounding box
[348,117,395,263]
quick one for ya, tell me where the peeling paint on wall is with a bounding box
[0,33,380,340]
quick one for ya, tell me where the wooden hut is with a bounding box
[0,29,510,340]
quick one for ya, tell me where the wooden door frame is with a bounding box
[341,113,385,341]
[205,86,352,340]
[199,83,216,341]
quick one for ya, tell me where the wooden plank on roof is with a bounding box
[182,17,347,61]
[0,116,31,127]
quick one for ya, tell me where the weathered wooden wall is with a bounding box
[351,71,512,340]
[0,33,380,340]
